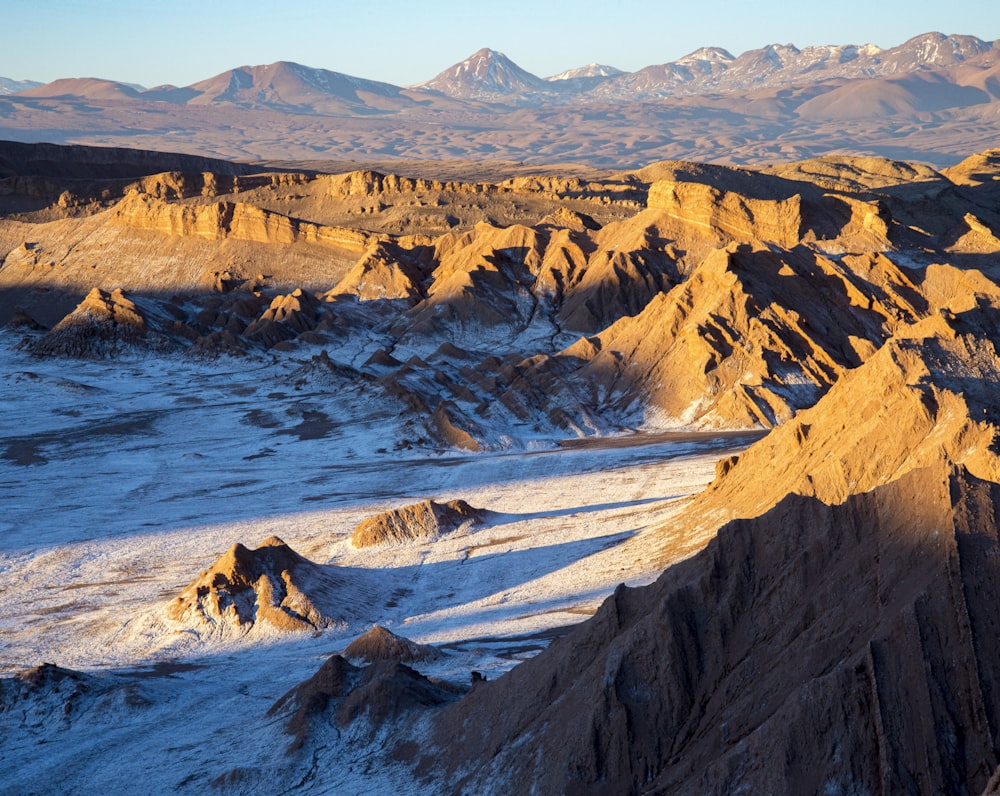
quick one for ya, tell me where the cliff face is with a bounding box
[648,179,804,249]
[112,192,378,251]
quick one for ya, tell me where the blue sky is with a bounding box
[5,0,1000,87]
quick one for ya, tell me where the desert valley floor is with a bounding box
[0,341,752,793]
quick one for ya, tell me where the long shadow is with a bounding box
[485,495,680,525]
[329,528,640,601]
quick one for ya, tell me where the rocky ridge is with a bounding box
[7,144,1000,449]
[418,304,1000,794]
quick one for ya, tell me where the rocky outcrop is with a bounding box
[112,193,379,251]
[242,288,321,346]
[321,169,491,199]
[342,626,442,664]
[166,536,346,635]
[648,179,804,249]
[25,287,173,358]
[689,309,1000,529]
[269,655,457,752]
[351,499,485,548]
[941,149,1000,186]
[130,170,311,202]
[328,241,427,303]
[763,155,944,192]
[0,664,150,730]
[533,242,924,429]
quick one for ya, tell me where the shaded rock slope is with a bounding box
[268,655,458,754]
[430,463,1000,795]
[417,305,1000,795]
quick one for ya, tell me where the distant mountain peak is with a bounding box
[676,47,735,64]
[0,76,43,95]
[413,48,551,99]
[547,63,627,81]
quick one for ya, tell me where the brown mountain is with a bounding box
[16,77,143,101]
[796,71,996,121]
[183,61,440,113]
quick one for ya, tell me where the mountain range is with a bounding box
[2,32,1000,174]
[6,32,998,107]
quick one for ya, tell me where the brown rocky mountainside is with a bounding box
[421,306,1000,795]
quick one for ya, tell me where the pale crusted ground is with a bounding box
[0,337,751,794]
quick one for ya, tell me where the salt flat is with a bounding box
[0,336,753,794]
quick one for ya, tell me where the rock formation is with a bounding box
[166,536,346,635]
[341,626,442,664]
[351,499,485,547]
[25,287,173,358]
[268,655,457,752]
[0,664,149,728]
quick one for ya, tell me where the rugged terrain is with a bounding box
[3,140,1000,793]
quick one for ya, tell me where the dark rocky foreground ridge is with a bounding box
[228,303,1000,795]
[428,462,1000,794]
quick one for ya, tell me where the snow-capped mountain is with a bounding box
[412,47,555,100]
[415,33,999,104]
[547,63,627,81]
[0,76,42,95]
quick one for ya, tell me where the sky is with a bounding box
[4,0,1000,88]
